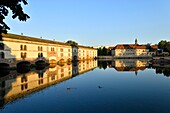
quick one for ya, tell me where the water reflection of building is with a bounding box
[109,59,149,72]
[72,60,98,76]
[0,60,97,107]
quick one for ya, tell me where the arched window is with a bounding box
[24,52,27,58]
[38,53,41,57]
[0,52,5,59]
[24,45,27,50]
[41,47,43,51]
[21,52,26,58]
[21,75,27,83]
[41,53,43,57]
[20,45,23,50]
[21,52,24,58]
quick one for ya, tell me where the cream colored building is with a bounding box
[0,33,97,68]
[78,46,97,60]
[112,44,152,58]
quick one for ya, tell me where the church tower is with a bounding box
[135,38,138,45]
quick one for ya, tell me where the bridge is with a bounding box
[0,33,97,68]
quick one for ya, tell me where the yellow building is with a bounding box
[112,44,151,58]
[0,33,97,68]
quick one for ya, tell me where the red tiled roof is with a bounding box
[151,45,158,49]
[114,44,147,49]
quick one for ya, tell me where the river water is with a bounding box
[0,60,170,113]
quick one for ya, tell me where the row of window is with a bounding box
[0,52,44,59]
[20,72,75,89]
[1,51,97,59]
[20,45,96,54]
[38,53,43,57]
[21,80,44,90]
[79,53,97,56]
[20,45,27,51]
[21,45,43,51]
[60,48,71,52]
[21,52,43,58]
[78,50,96,53]
[51,47,55,51]
[21,52,27,58]
[38,46,43,51]
[60,53,71,57]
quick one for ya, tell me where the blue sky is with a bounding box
[5,0,170,46]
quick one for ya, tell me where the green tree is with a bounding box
[66,40,78,46]
[97,47,102,56]
[146,44,153,52]
[102,46,108,55]
[164,42,170,53]
[0,0,30,35]
[158,40,167,49]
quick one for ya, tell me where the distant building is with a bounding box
[109,39,158,58]
[113,44,149,57]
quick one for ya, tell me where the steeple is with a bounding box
[135,38,138,45]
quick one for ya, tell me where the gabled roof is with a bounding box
[151,45,158,49]
[113,44,147,49]
[2,33,96,50]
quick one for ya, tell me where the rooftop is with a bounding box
[2,33,96,50]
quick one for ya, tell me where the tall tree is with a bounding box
[165,42,170,53]
[102,47,108,55]
[97,47,102,56]
[66,40,78,46]
[0,0,30,35]
[158,40,167,49]
[146,44,153,52]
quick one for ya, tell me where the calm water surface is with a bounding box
[0,60,170,113]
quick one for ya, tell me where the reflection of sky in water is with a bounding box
[1,66,170,113]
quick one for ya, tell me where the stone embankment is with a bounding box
[97,56,152,59]
[152,56,170,60]
[152,57,170,68]
[96,56,113,60]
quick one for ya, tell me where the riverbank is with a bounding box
[96,56,152,59]
[152,56,170,64]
